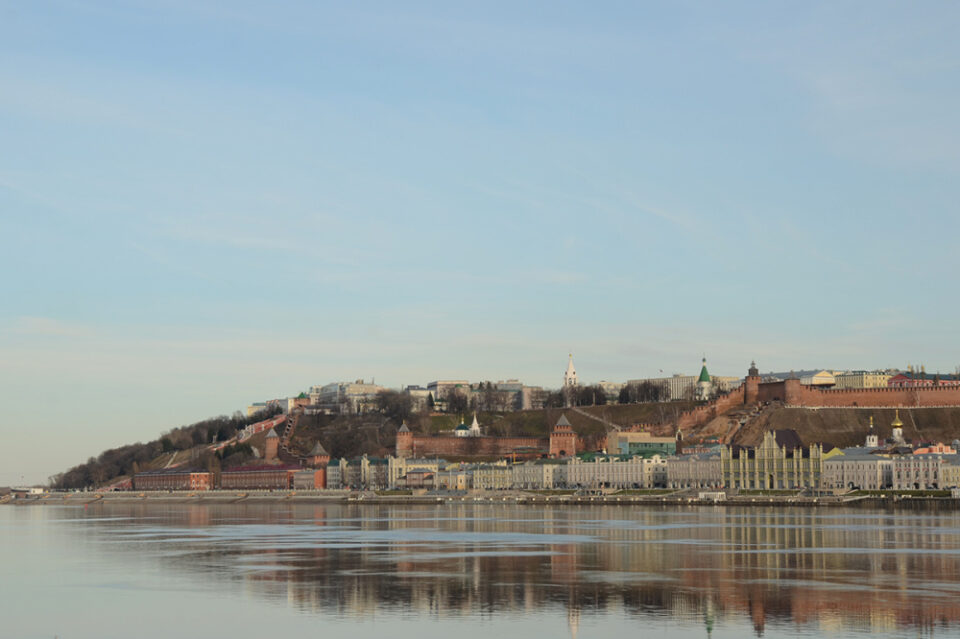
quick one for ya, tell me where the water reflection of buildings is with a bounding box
[88,503,960,635]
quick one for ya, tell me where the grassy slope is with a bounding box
[732,406,960,448]
[282,402,699,459]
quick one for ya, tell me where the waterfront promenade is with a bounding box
[5,489,959,510]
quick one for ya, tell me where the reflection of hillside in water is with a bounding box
[94,504,960,635]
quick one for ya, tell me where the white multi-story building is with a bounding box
[326,459,345,489]
[626,374,696,401]
[822,453,893,491]
[520,385,548,410]
[473,462,512,490]
[666,453,722,489]
[720,430,825,491]
[426,380,471,400]
[565,455,666,489]
[892,454,943,490]
[310,380,384,414]
[404,386,433,411]
[511,461,566,490]
[627,366,742,402]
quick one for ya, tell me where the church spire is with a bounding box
[696,356,712,400]
[564,353,578,387]
[698,357,711,383]
[469,413,481,436]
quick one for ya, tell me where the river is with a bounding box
[1,503,958,638]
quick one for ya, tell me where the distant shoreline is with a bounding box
[4,491,959,510]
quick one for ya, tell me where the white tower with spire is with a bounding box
[469,413,482,437]
[865,416,879,448]
[564,353,578,388]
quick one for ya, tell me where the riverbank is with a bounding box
[4,490,959,509]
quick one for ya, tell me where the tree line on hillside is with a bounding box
[289,412,400,460]
[51,406,283,490]
[375,381,672,423]
[445,385,611,412]
[618,381,669,404]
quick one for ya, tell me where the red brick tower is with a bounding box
[265,428,279,462]
[396,422,414,458]
[307,441,330,468]
[550,414,577,458]
[784,377,803,405]
[744,360,761,405]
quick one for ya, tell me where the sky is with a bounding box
[2,1,959,484]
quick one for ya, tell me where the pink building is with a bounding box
[914,442,957,455]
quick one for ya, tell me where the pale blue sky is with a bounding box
[2,2,959,483]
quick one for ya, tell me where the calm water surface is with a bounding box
[1,503,958,638]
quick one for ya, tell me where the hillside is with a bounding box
[52,408,284,490]
[286,401,699,460]
[468,402,696,439]
[707,406,960,448]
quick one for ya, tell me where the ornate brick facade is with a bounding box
[134,470,212,491]
[220,465,298,490]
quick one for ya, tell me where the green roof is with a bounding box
[698,360,710,383]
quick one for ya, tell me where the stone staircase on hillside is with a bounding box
[277,413,306,465]
[570,406,622,432]
[717,401,784,443]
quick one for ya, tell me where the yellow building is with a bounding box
[720,430,826,490]
[387,457,440,489]
[834,371,893,389]
[436,468,472,491]
[473,461,512,490]
[800,370,836,386]
[940,458,960,489]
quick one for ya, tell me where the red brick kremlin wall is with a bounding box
[676,386,746,431]
[757,378,960,407]
[400,435,547,458]
[677,377,960,431]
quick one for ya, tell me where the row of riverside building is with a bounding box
[134,413,960,494]
[133,430,332,492]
